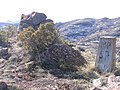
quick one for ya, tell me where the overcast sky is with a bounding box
[0,0,120,22]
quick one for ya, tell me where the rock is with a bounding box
[32,12,47,25]
[0,48,10,59]
[33,19,53,30]
[0,82,9,90]
[0,48,8,56]
[17,72,24,78]
[0,59,5,64]
[108,74,116,85]
[40,44,87,69]
[93,78,102,87]
[19,11,48,31]
[107,75,119,90]
[92,75,120,90]
[24,61,34,69]
[116,76,120,82]
[16,66,24,72]
[8,55,19,63]
[41,19,53,24]
[92,77,108,89]
[92,87,102,90]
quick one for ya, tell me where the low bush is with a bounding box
[18,22,58,53]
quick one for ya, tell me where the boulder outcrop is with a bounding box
[19,12,53,31]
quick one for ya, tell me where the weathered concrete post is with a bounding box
[95,36,116,73]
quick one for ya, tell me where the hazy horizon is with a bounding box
[0,0,120,22]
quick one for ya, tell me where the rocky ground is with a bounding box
[0,37,120,90]
[0,37,93,90]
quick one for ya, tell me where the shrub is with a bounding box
[31,22,57,53]
[59,37,75,47]
[18,26,34,50]
[0,30,7,42]
[8,85,20,90]
[5,25,18,38]
[18,22,58,53]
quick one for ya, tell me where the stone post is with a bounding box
[95,36,116,73]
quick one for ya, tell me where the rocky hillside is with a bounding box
[0,12,92,90]
[56,17,120,43]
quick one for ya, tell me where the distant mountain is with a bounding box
[55,17,120,43]
[0,21,19,29]
[6,20,19,24]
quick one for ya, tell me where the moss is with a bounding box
[59,37,75,47]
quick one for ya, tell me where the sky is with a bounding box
[0,0,120,22]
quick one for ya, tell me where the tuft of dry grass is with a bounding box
[81,50,96,62]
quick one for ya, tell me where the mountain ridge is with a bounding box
[55,17,120,43]
[0,21,19,29]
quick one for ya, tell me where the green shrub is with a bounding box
[0,25,18,43]
[0,30,7,42]
[31,23,57,52]
[18,26,34,50]
[8,85,20,90]
[18,22,58,53]
[59,37,75,47]
[5,25,18,38]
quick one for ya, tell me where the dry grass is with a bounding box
[81,49,96,62]
[83,62,95,73]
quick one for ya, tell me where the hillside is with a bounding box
[56,17,120,43]
[0,12,92,90]
[1,13,120,89]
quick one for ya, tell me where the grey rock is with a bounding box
[41,19,53,24]
[19,11,48,31]
[8,55,19,64]
[32,12,47,25]
[0,59,5,64]
[0,48,8,55]
[0,82,9,90]
[0,48,10,59]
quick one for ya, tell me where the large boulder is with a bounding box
[32,12,47,25]
[40,44,87,69]
[19,12,48,31]
[0,82,9,90]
